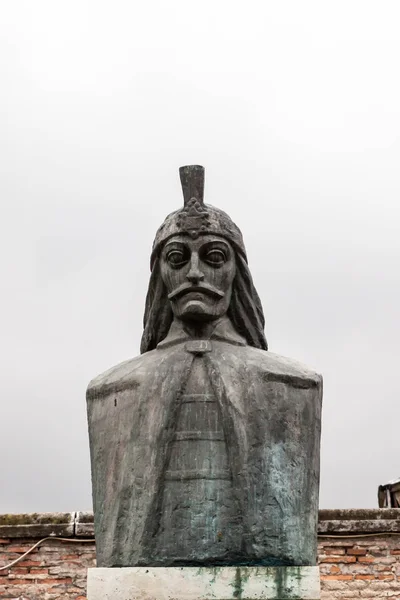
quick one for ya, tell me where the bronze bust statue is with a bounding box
[87,165,322,569]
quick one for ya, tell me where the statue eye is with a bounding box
[166,249,187,268]
[204,248,227,266]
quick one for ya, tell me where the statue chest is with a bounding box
[154,355,241,563]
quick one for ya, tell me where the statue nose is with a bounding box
[186,254,204,283]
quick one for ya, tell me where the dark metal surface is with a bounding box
[87,166,323,568]
[179,165,205,206]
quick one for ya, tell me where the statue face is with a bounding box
[160,234,236,322]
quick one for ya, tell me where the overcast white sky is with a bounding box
[1,0,399,513]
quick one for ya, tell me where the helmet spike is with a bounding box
[179,165,205,206]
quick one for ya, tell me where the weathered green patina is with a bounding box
[87,166,323,569]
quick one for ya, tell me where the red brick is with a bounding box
[321,574,354,580]
[30,567,49,574]
[320,555,357,563]
[324,546,346,555]
[357,556,375,563]
[11,567,28,574]
[7,546,30,553]
[0,539,9,544]
[347,547,367,555]
[390,549,400,555]
[369,546,388,557]
[330,565,341,574]
[18,559,42,567]
[5,578,34,584]
[355,574,375,580]
[42,577,73,585]
[378,574,395,580]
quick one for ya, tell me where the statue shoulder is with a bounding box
[232,345,322,389]
[86,348,160,400]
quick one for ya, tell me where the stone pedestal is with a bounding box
[87,565,320,600]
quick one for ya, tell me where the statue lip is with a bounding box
[168,283,225,301]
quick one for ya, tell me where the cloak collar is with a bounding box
[157,316,247,350]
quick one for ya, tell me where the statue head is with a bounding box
[140,166,268,353]
[160,233,236,323]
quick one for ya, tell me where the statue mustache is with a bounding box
[168,283,225,301]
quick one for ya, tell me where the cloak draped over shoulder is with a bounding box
[87,319,322,568]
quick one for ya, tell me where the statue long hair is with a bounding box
[140,251,268,354]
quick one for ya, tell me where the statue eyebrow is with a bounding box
[200,240,230,250]
[164,240,187,249]
[163,238,230,252]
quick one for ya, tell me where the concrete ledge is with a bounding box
[318,519,400,534]
[319,508,400,520]
[319,508,400,534]
[87,566,320,600]
[0,512,74,538]
[76,510,95,537]
[1,510,400,539]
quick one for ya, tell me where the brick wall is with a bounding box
[319,536,400,599]
[0,537,94,600]
[0,510,399,599]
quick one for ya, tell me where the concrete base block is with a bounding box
[87,565,320,600]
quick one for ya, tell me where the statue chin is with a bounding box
[178,300,219,322]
